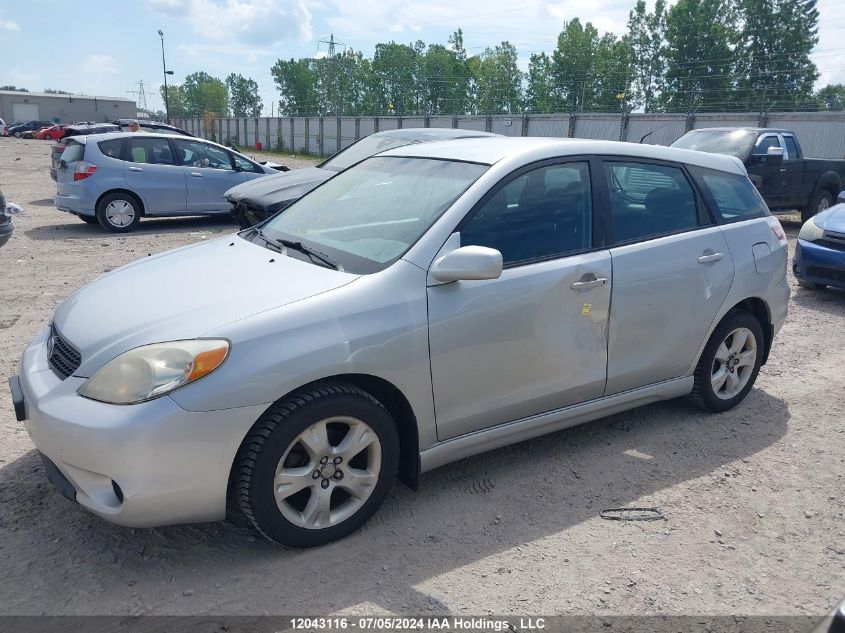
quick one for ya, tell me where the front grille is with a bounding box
[47,325,82,379]
[807,266,845,284]
[821,230,845,252]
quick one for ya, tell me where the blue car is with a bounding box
[54,132,276,232]
[794,191,845,290]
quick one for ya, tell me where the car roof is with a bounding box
[371,128,500,141]
[381,136,747,174]
[684,127,795,135]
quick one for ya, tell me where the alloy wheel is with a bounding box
[273,416,382,530]
[711,327,757,400]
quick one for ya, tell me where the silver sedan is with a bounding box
[11,137,789,546]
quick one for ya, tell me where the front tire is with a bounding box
[235,382,399,547]
[802,189,833,222]
[690,310,765,413]
[96,193,141,232]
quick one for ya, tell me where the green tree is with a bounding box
[592,34,635,112]
[160,84,189,119]
[421,43,468,114]
[816,84,845,111]
[551,19,599,112]
[181,71,229,117]
[225,73,263,117]
[471,41,523,114]
[660,0,739,113]
[0,85,28,91]
[526,52,557,113]
[313,49,374,115]
[734,0,819,112]
[371,41,424,115]
[271,58,318,116]
[627,0,667,112]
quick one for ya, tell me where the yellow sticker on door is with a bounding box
[582,303,592,315]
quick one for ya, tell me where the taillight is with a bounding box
[73,162,98,181]
[766,216,787,245]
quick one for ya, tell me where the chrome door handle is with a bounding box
[698,252,724,263]
[190,172,203,178]
[128,166,143,172]
[571,277,608,290]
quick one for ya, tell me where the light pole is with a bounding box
[157,29,174,123]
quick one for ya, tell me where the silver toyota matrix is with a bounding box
[10,138,789,547]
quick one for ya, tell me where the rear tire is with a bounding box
[689,310,765,413]
[235,382,399,547]
[802,189,833,222]
[96,193,141,233]
[797,279,825,290]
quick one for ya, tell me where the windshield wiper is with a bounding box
[252,228,282,253]
[277,238,341,270]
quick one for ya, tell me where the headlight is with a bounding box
[78,339,229,404]
[798,217,824,242]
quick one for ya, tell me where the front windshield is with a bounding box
[671,129,756,159]
[261,156,488,273]
[321,135,417,172]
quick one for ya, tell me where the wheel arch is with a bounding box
[702,297,773,368]
[96,188,146,216]
[225,373,421,521]
[814,171,842,199]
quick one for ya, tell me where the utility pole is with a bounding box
[157,29,174,123]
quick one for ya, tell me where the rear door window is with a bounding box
[783,136,799,160]
[604,161,700,243]
[129,138,176,165]
[690,167,770,223]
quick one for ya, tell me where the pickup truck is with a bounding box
[671,127,845,221]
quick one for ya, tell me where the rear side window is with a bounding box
[98,139,123,159]
[692,168,770,223]
[604,161,699,243]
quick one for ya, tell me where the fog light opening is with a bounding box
[111,480,124,504]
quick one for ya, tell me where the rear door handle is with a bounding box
[128,166,143,172]
[571,276,608,290]
[698,252,724,263]
[190,172,203,178]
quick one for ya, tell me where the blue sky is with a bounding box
[1,0,843,113]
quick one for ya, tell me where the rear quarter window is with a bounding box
[98,139,124,159]
[691,167,770,223]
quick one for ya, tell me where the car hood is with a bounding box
[813,203,845,234]
[53,235,358,376]
[224,166,333,207]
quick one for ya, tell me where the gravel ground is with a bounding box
[0,138,843,617]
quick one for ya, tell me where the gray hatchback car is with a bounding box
[54,132,276,232]
[12,137,789,547]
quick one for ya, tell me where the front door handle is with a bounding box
[571,276,608,290]
[698,252,724,263]
[128,166,143,172]
[190,172,203,178]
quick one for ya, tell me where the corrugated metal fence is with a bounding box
[177,111,845,159]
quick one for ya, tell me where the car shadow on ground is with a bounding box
[0,389,789,614]
[23,215,238,240]
[27,198,55,207]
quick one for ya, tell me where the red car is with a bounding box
[36,124,68,141]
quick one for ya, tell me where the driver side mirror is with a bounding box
[765,146,784,166]
[430,246,503,283]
